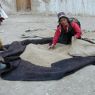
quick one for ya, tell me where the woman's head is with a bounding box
[59,17,69,26]
[57,12,69,26]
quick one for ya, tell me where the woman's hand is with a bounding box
[48,44,55,49]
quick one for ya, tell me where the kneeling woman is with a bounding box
[49,12,82,49]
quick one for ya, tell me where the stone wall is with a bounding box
[1,0,95,16]
[1,0,16,14]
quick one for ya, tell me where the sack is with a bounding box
[69,39,95,57]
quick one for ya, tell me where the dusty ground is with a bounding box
[0,14,95,95]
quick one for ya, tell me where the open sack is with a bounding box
[69,39,95,57]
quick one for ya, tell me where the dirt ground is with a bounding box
[0,14,95,95]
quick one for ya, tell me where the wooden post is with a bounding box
[16,0,31,11]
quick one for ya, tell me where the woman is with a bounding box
[49,12,82,49]
[0,4,8,25]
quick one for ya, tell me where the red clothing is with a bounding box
[52,22,82,45]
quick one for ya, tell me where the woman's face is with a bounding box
[60,17,68,26]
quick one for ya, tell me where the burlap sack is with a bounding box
[69,39,95,57]
[20,44,71,67]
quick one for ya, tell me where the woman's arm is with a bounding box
[71,22,82,38]
[48,26,61,49]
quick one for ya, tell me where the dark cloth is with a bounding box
[0,38,95,81]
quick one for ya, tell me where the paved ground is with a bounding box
[0,14,95,95]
